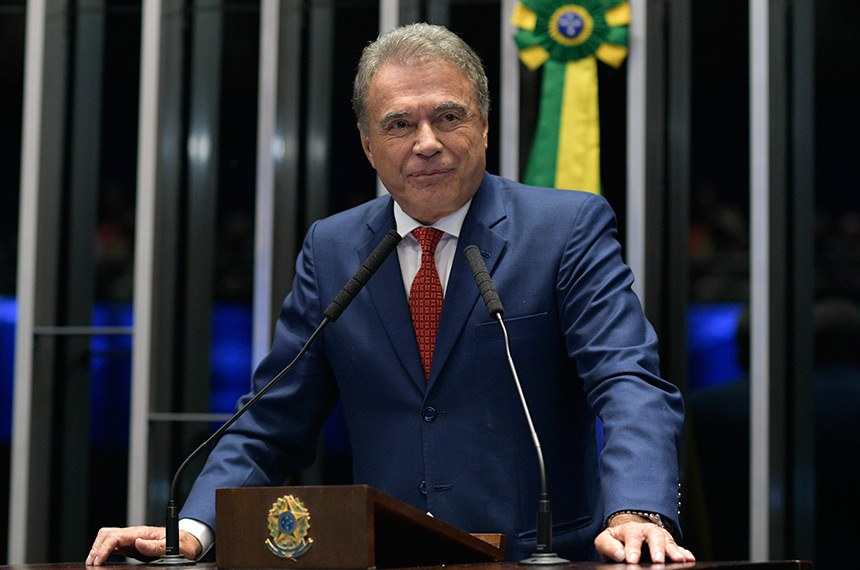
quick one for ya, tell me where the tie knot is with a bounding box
[412,227,443,254]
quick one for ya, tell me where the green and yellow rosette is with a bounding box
[512,0,630,193]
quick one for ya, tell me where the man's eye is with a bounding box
[436,113,463,130]
[388,120,408,130]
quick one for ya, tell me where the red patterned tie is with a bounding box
[409,227,444,380]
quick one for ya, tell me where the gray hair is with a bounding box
[353,22,490,131]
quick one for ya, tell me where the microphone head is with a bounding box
[323,229,402,322]
[463,245,504,318]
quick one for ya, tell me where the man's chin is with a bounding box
[407,166,461,186]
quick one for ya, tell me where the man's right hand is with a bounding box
[85,526,202,566]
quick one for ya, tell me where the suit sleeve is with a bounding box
[557,193,685,534]
[178,221,340,530]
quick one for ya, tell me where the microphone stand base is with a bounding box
[150,555,196,566]
[519,552,571,565]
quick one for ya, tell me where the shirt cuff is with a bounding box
[178,518,215,560]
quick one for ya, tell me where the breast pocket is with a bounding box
[475,312,552,345]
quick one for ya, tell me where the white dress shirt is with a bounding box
[178,517,214,559]
[393,199,471,297]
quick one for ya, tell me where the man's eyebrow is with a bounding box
[376,102,470,128]
[378,110,409,127]
[436,101,469,114]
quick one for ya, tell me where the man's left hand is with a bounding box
[593,514,696,564]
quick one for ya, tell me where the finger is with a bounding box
[645,532,668,564]
[642,525,681,564]
[86,526,165,566]
[134,537,168,560]
[665,539,697,563]
[130,525,168,541]
[650,531,697,564]
[623,534,644,564]
[593,528,625,562]
[88,527,122,554]
[87,528,127,566]
[605,524,645,564]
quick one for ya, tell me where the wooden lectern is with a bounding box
[215,485,506,569]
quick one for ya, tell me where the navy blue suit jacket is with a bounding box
[181,173,685,561]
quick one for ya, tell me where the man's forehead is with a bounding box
[369,60,470,91]
[379,100,467,118]
[368,73,474,114]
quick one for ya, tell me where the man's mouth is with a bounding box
[409,168,452,178]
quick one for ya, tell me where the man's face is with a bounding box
[359,60,489,225]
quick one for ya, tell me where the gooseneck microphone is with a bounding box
[152,229,402,566]
[463,245,569,566]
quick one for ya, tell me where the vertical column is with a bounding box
[252,0,280,366]
[788,0,816,560]
[426,0,450,26]
[9,0,70,562]
[663,0,691,391]
[128,0,187,527]
[57,0,106,556]
[637,0,690,392]
[269,0,303,343]
[126,0,164,528]
[182,0,224,417]
[304,3,334,226]
[499,0,519,183]
[376,0,399,197]
[625,0,647,300]
[749,0,816,561]
[640,0,667,332]
[379,0,398,33]
[749,0,788,561]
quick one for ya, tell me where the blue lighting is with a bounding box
[0,298,748,446]
[687,301,745,389]
[0,297,254,446]
[210,302,253,414]
[0,296,15,442]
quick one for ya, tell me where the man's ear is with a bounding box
[358,123,375,168]
[482,118,489,149]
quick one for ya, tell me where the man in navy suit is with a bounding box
[88,22,695,565]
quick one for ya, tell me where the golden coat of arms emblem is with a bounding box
[265,494,313,559]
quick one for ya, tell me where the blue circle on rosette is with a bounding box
[556,10,585,39]
[279,511,297,534]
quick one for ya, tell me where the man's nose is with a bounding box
[412,122,443,156]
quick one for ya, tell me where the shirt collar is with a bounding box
[393,199,472,239]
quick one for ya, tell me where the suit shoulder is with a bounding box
[490,174,604,203]
[309,195,393,239]
[488,175,614,220]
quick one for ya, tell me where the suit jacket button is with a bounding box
[422,406,438,422]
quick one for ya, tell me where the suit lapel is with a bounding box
[428,176,508,387]
[361,199,426,388]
